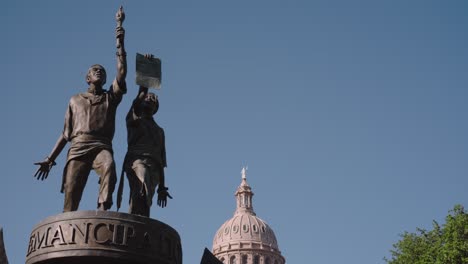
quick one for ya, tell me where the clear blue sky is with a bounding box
[2,1,468,263]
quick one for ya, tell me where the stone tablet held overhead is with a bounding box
[136,53,161,89]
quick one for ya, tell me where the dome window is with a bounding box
[253,255,260,264]
[252,224,258,233]
[224,227,230,235]
[242,224,249,232]
[232,225,239,233]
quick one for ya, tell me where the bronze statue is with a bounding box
[34,6,127,212]
[117,54,171,217]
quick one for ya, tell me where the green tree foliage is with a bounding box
[385,205,468,264]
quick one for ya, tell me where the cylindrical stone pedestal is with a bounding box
[25,211,182,264]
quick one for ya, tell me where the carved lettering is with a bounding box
[25,213,181,264]
[40,227,53,248]
[69,223,87,244]
[84,222,92,244]
[94,223,112,244]
[122,225,135,246]
[103,224,136,247]
[50,225,67,246]
[26,227,52,256]
[45,226,54,248]
[112,224,120,245]
[27,233,36,256]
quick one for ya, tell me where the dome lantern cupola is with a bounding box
[235,167,255,215]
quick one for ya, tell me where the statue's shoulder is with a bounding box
[69,93,89,105]
[154,121,165,133]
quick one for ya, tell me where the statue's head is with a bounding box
[143,92,159,115]
[86,64,107,86]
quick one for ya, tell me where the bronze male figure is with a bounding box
[117,55,171,216]
[34,7,127,212]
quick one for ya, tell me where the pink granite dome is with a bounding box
[212,168,284,262]
[212,212,280,252]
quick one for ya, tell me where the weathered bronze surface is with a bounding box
[26,211,182,264]
[116,54,172,217]
[28,7,182,263]
[33,6,128,212]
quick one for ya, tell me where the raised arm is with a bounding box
[136,86,149,101]
[115,6,127,92]
[126,86,149,126]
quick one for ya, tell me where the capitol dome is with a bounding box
[212,168,285,264]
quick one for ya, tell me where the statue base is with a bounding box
[25,211,182,264]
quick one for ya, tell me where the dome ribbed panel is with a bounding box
[212,212,280,251]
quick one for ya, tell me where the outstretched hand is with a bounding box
[34,158,56,180]
[157,187,173,208]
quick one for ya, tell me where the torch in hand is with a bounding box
[115,6,125,49]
